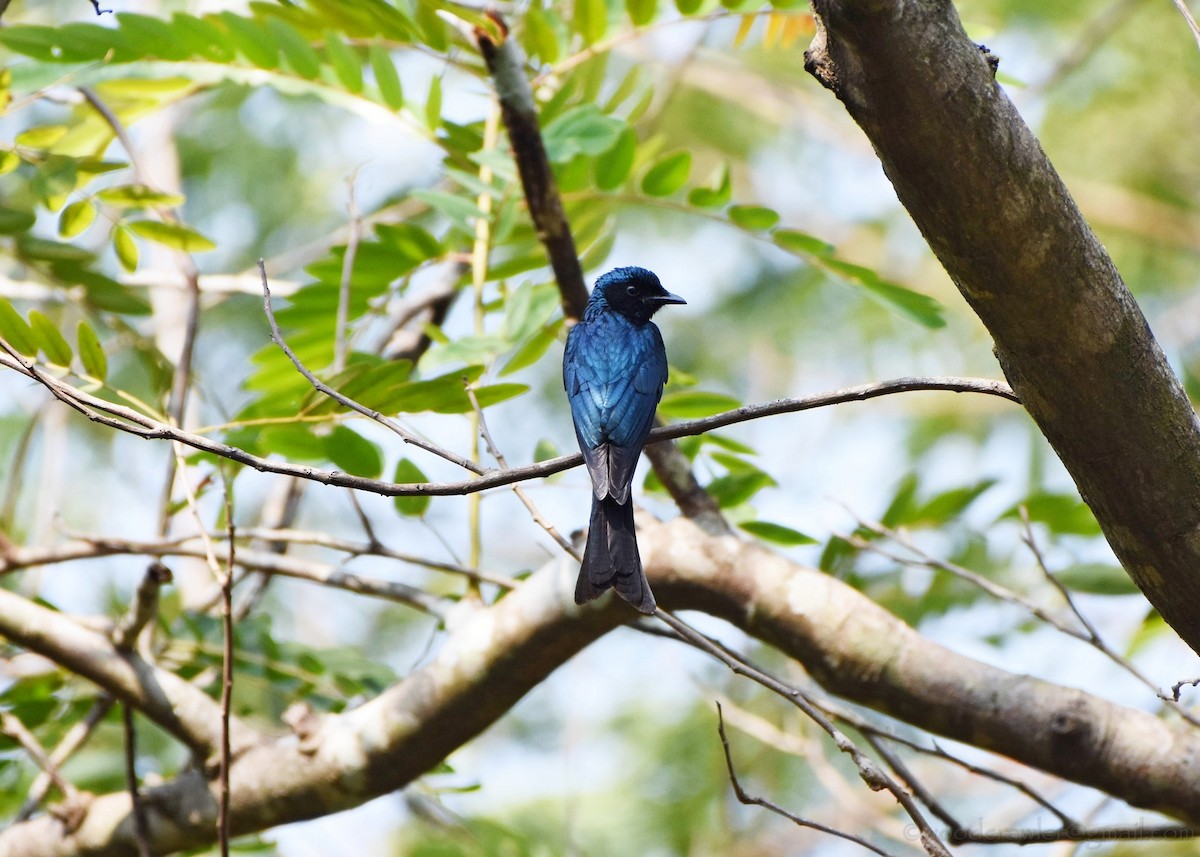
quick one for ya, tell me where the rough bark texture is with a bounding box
[804,0,1200,652]
[4,524,1200,857]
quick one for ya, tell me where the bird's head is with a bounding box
[593,266,686,324]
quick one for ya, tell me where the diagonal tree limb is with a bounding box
[803,0,1200,654]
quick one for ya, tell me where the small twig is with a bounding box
[217,485,234,857]
[1173,0,1200,50]
[1017,509,1200,727]
[16,695,114,820]
[465,381,579,559]
[716,703,901,857]
[88,0,111,15]
[111,561,172,652]
[1,712,80,806]
[259,260,487,476]
[656,610,952,857]
[1171,677,1200,702]
[333,178,362,373]
[123,705,153,857]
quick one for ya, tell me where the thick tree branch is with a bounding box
[0,588,257,762]
[6,519,1200,856]
[804,0,1200,653]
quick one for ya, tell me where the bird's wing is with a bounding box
[565,322,668,503]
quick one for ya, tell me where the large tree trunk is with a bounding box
[805,0,1200,654]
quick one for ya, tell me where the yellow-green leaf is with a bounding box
[658,389,741,418]
[627,0,657,26]
[15,125,68,150]
[0,300,38,356]
[393,458,429,517]
[58,199,96,238]
[574,0,608,45]
[323,31,363,93]
[28,310,72,366]
[0,150,21,175]
[97,184,185,209]
[76,319,107,381]
[425,75,442,131]
[369,44,403,110]
[642,150,691,197]
[728,204,779,230]
[113,225,138,272]
[127,219,216,252]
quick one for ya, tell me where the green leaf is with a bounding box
[324,426,383,478]
[595,126,637,190]
[739,521,817,545]
[502,325,559,375]
[1002,493,1101,537]
[410,189,484,234]
[542,105,625,163]
[676,0,703,12]
[76,320,107,382]
[391,366,485,414]
[127,220,217,252]
[0,300,38,356]
[58,199,96,238]
[0,207,36,235]
[627,0,657,25]
[113,225,139,272]
[369,44,404,110]
[687,162,731,208]
[96,185,186,209]
[323,31,363,93]
[0,150,21,175]
[27,310,73,366]
[658,390,741,418]
[642,150,692,197]
[393,458,429,517]
[774,228,834,256]
[574,0,608,45]
[267,18,321,78]
[1054,563,1139,596]
[728,204,780,230]
[15,125,68,150]
[220,12,279,69]
[823,259,945,329]
[474,383,530,408]
[425,75,443,131]
[706,470,775,508]
[911,480,996,525]
[524,6,560,64]
[504,282,560,341]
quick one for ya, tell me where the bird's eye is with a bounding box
[625,285,638,295]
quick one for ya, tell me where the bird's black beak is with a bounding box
[648,291,686,306]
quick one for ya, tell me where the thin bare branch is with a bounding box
[122,705,152,857]
[0,340,1017,498]
[715,703,902,857]
[258,261,486,476]
[218,487,234,857]
[655,609,952,857]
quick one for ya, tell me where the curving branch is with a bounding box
[804,0,1200,654]
[0,588,257,763]
[0,344,1016,498]
[5,518,1200,856]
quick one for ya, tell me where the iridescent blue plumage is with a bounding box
[563,266,685,613]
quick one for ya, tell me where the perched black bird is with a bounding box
[563,266,685,613]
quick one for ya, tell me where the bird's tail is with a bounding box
[575,496,656,614]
